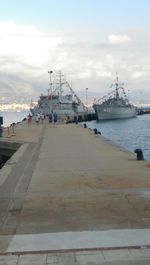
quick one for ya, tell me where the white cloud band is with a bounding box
[108,34,131,44]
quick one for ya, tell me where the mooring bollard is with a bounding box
[134,149,144,161]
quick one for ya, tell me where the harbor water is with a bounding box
[83,114,150,161]
[0,111,29,127]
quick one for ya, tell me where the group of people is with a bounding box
[32,112,58,127]
[35,113,44,125]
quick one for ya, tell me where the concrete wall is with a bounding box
[0,141,21,168]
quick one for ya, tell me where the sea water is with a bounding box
[0,111,29,127]
[83,115,150,161]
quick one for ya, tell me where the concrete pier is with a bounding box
[0,120,150,264]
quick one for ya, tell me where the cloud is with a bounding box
[108,34,131,44]
[0,21,62,68]
[0,22,150,105]
[132,71,148,79]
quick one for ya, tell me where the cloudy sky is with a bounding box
[0,0,150,107]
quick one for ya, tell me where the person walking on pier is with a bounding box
[53,112,58,128]
[27,114,32,126]
[35,114,39,125]
[48,112,53,127]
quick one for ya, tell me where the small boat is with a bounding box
[93,74,137,120]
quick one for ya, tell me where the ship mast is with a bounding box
[48,70,87,111]
[59,70,63,97]
[57,70,64,99]
[116,72,119,98]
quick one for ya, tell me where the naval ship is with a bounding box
[30,71,90,121]
[93,74,137,120]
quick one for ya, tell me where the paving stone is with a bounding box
[0,255,18,265]
[46,254,59,264]
[76,253,105,265]
[18,254,47,265]
[0,235,13,253]
[129,248,150,260]
[105,261,150,265]
[103,249,131,261]
[140,248,150,258]
[47,253,77,265]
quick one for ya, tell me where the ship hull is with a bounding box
[94,104,137,120]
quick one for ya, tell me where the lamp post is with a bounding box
[48,70,53,95]
[48,70,53,112]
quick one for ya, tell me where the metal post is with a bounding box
[85,87,88,107]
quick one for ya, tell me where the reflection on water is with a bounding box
[84,115,150,161]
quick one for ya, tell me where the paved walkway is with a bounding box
[0,121,150,263]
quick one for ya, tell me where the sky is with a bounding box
[0,0,150,108]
